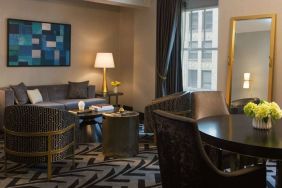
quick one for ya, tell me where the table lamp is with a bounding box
[94,53,115,93]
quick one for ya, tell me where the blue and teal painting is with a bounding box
[8,19,71,67]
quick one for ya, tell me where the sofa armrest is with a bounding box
[88,85,96,98]
[0,88,15,130]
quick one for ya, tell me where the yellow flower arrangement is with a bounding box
[111,81,121,87]
[243,100,282,123]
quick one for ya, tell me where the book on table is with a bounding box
[90,104,114,112]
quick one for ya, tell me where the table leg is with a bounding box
[277,161,282,188]
[79,120,102,143]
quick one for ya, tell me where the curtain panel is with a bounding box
[156,0,183,98]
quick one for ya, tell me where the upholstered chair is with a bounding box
[191,91,259,170]
[153,110,266,188]
[4,105,76,180]
[191,91,230,120]
[230,97,260,114]
[191,91,232,167]
[144,91,191,133]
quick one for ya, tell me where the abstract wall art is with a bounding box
[7,19,71,67]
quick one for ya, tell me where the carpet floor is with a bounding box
[0,141,277,188]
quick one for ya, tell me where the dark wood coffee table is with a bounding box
[70,109,114,143]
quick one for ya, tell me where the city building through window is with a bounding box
[182,7,218,91]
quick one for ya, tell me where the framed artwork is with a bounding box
[7,19,71,67]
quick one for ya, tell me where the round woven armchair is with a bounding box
[4,105,76,180]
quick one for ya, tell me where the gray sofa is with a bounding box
[0,84,106,130]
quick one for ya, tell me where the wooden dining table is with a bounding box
[197,114,282,188]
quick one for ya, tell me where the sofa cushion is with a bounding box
[27,89,43,104]
[55,98,106,110]
[68,81,89,99]
[27,86,49,101]
[33,102,65,110]
[10,82,29,105]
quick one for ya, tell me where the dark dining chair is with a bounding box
[191,91,230,120]
[153,110,266,188]
[191,91,259,170]
[230,97,260,114]
[191,91,233,168]
[144,91,191,133]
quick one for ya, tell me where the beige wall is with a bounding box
[218,0,282,105]
[0,0,134,106]
[132,0,156,112]
[117,8,134,106]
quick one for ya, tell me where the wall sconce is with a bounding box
[243,73,250,89]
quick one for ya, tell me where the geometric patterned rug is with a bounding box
[0,142,161,188]
[0,141,277,188]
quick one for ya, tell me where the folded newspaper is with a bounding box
[90,104,114,112]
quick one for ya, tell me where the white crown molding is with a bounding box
[83,0,152,8]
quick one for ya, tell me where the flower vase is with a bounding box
[252,118,272,129]
[113,86,118,93]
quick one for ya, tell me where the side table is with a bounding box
[96,91,124,106]
[102,111,139,157]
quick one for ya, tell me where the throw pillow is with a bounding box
[27,89,43,104]
[68,81,89,99]
[10,82,29,105]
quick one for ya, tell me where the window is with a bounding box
[182,7,218,91]
[204,11,213,31]
[202,41,212,62]
[191,12,198,31]
[188,50,198,61]
[202,41,212,48]
[202,50,212,62]
[188,41,198,61]
[202,70,212,89]
[188,70,198,88]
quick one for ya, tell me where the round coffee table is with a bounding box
[102,111,139,157]
[72,110,114,143]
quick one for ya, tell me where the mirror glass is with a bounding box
[231,18,271,101]
[228,16,275,104]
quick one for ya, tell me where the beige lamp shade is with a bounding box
[94,53,115,68]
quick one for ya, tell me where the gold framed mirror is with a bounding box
[226,14,277,106]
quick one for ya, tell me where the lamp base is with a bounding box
[102,68,108,93]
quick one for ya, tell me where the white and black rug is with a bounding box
[0,142,161,188]
[0,142,277,188]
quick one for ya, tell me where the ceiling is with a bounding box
[82,0,152,7]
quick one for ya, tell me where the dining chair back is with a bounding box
[191,91,229,120]
[153,110,266,188]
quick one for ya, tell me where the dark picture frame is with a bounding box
[7,18,71,67]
